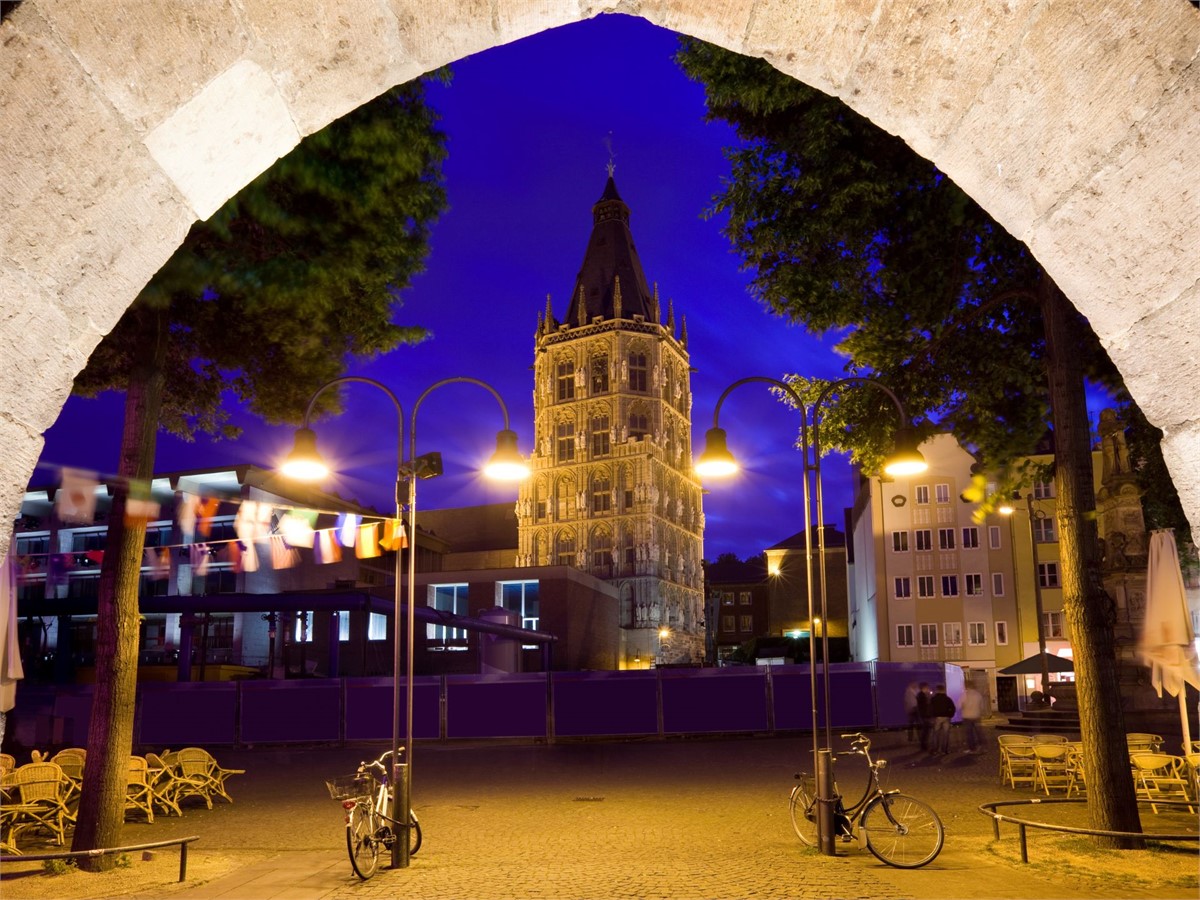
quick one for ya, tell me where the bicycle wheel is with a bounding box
[861,793,944,868]
[409,809,423,856]
[788,777,819,846]
[347,803,381,879]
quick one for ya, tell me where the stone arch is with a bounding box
[0,2,1197,545]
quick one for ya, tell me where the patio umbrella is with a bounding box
[0,550,24,746]
[999,652,1076,675]
[1138,529,1200,752]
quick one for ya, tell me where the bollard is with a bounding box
[816,748,837,856]
[393,761,411,869]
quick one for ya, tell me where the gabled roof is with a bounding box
[562,174,657,325]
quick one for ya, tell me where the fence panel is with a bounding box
[551,671,658,737]
[446,673,548,739]
[239,679,341,744]
[660,667,769,734]
[344,677,441,742]
[137,682,239,746]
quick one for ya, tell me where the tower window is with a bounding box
[591,356,609,394]
[556,421,575,463]
[628,412,649,440]
[591,415,611,457]
[556,533,576,567]
[591,473,612,513]
[556,359,575,402]
[628,352,648,392]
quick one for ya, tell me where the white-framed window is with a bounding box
[915,529,932,551]
[894,576,912,599]
[943,622,963,647]
[367,612,388,641]
[721,614,735,633]
[989,525,1002,550]
[739,615,753,632]
[915,485,930,505]
[995,621,1009,645]
[1033,479,1055,500]
[892,531,909,552]
[1033,516,1056,543]
[499,580,540,631]
[720,592,734,606]
[918,576,936,598]
[338,610,350,642]
[896,624,914,647]
[938,528,956,550]
[739,591,752,605]
[962,527,980,549]
[941,574,959,597]
[968,621,988,646]
[920,623,938,647]
[1043,610,1065,639]
[1038,562,1060,588]
[992,572,1005,596]
[428,583,469,642]
[965,573,983,596]
[935,483,951,504]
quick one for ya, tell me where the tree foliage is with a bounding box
[70,75,449,866]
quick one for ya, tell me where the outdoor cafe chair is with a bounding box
[177,747,245,804]
[124,755,155,824]
[1183,754,1200,802]
[997,734,1033,779]
[1033,743,1073,795]
[144,751,191,817]
[1126,733,1163,754]
[1,762,72,846]
[1031,733,1068,744]
[1000,740,1038,790]
[1065,743,1086,797]
[1130,752,1194,814]
[0,752,15,777]
[49,748,85,804]
[161,750,216,810]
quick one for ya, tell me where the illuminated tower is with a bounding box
[515,171,705,665]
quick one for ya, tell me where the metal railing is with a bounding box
[0,835,200,882]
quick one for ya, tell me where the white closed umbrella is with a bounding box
[0,549,25,745]
[1138,529,1200,752]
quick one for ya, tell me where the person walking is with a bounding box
[903,681,920,742]
[928,683,955,756]
[959,683,985,754]
[915,682,932,751]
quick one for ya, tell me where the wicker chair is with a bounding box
[176,747,245,804]
[124,755,155,824]
[49,749,85,805]
[1,762,72,846]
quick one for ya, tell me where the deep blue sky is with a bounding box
[39,16,884,560]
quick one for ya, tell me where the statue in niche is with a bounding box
[575,366,585,389]
[621,359,629,382]
[1099,408,1133,480]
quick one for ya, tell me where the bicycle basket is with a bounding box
[326,773,372,800]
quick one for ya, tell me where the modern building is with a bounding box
[516,172,705,665]
[703,554,770,664]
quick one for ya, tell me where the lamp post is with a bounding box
[282,375,528,869]
[696,375,925,857]
[999,491,1052,698]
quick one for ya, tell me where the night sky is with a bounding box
[38,15,876,561]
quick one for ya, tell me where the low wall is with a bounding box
[7,662,957,750]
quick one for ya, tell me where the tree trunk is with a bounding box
[72,309,167,869]
[1041,275,1143,847]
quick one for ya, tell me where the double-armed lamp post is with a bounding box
[695,375,926,857]
[282,375,528,869]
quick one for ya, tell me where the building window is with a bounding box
[989,525,1002,550]
[15,534,50,555]
[67,575,100,599]
[995,621,1009,645]
[590,356,609,394]
[941,575,959,597]
[894,577,912,599]
[196,567,237,595]
[1033,480,1055,500]
[556,421,576,463]
[915,485,930,505]
[71,531,107,552]
[628,352,648,392]
[915,529,932,551]
[992,572,1005,596]
[1033,516,1056,543]
[892,531,909,552]
[968,621,987,646]
[739,591,752,605]
[896,624,914,647]
[1043,610,1065,639]
[144,526,172,548]
[556,533,576,567]
[965,573,983,596]
[935,483,950,504]
[590,415,611,457]
[591,531,613,571]
[739,615,753,632]
[499,580,540,631]
[917,576,935,599]
[294,612,312,643]
[721,615,735,633]
[920,624,938,647]
[428,584,468,642]
[1038,562,1060,588]
[556,359,575,402]
[591,473,611,513]
[720,592,734,606]
[962,527,979,549]
[338,611,350,642]
[368,612,388,641]
[628,411,649,440]
[944,622,963,647]
[938,528,956,550]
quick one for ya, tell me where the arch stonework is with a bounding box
[1,1,1197,551]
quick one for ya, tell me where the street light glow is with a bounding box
[280,427,330,481]
[694,427,739,478]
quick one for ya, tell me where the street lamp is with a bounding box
[282,375,528,868]
[1000,491,1052,699]
[696,375,926,857]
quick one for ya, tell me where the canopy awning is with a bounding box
[999,652,1075,675]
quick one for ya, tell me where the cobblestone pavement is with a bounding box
[91,727,1194,900]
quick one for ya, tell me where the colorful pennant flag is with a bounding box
[56,468,98,524]
[356,523,380,559]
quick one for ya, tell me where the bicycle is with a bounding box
[326,749,422,879]
[789,732,944,868]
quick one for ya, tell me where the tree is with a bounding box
[69,77,448,866]
[677,40,1145,845]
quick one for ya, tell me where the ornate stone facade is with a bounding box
[515,175,705,665]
